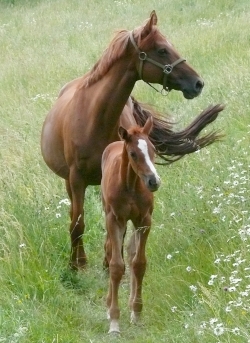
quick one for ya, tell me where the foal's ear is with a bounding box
[141,10,158,38]
[118,126,129,141]
[142,115,153,135]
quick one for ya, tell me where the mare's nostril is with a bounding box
[195,79,204,92]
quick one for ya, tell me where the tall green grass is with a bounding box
[0,0,249,342]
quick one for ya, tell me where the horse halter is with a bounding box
[129,31,186,95]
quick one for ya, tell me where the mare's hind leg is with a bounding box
[128,215,151,324]
[67,167,87,270]
[65,180,73,220]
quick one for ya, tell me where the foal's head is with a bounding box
[118,116,161,192]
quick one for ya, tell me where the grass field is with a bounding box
[0,0,250,342]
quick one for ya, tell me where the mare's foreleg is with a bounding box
[128,215,151,324]
[67,168,87,270]
[106,213,126,334]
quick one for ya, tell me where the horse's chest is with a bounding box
[114,191,153,219]
[74,149,104,184]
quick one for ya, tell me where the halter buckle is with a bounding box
[163,65,173,74]
[139,52,147,61]
[161,87,170,96]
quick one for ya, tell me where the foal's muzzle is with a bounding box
[144,174,161,192]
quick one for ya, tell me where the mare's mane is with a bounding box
[82,25,159,88]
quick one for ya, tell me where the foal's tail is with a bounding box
[131,97,225,163]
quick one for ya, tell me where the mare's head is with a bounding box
[118,116,161,192]
[131,10,204,98]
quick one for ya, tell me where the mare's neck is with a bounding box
[92,59,138,129]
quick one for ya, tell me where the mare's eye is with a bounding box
[158,48,167,56]
[130,151,137,160]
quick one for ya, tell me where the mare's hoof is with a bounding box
[69,259,87,271]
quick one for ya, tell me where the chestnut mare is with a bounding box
[41,11,224,270]
[101,116,160,333]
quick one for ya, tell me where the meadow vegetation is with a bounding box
[0,0,249,342]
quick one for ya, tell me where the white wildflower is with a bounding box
[59,198,71,206]
[209,318,218,325]
[189,285,197,292]
[213,323,224,336]
[231,327,240,335]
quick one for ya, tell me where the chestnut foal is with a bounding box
[101,116,160,333]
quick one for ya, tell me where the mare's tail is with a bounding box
[131,97,225,163]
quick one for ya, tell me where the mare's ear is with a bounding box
[118,126,129,141]
[141,10,158,39]
[142,115,153,135]
[149,10,158,25]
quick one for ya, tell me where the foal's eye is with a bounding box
[158,48,168,56]
[130,151,137,160]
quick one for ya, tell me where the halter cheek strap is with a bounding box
[129,31,186,95]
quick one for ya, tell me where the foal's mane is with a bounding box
[127,125,145,136]
[82,25,159,88]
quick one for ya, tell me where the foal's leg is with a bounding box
[67,167,87,270]
[103,226,127,273]
[128,215,151,324]
[103,232,111,271]
[106,213,126,334]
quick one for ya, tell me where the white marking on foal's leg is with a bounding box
[130,310,141,324]
[109,320,120,334]
[106,310,110,320]
[138,139,160,182]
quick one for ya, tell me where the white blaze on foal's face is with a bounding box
[137,139,160,181]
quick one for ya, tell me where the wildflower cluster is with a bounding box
[55,198,71,219]
[196,18,215,28]
[0,326,28,343]
[194,142,250,339]
[166,137,250,340]
[31,93,54,102]
[208,161,249,221]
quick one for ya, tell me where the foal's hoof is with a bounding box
[108,329,120,335]
[130,311,141,325]
[109,321,120,335]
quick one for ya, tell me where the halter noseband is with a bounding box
[129,31,186,95]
